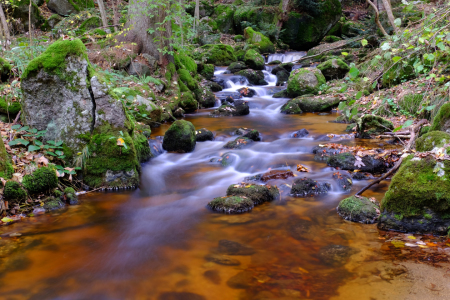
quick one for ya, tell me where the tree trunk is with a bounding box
[381,0,399,33]
[29,0,33,47]
[112,0,119,32]
[120,0,173,63]
[194,0,199,33]
[97,0,109,30]
[367,0,388,36]
[0,5,10,50]
[276,0,290,40]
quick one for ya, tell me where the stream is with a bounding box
[0,53,448,300]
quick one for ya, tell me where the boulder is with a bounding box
[224,137,253,149]
[415,131,450,152]
[272,90,289,98]
[227,61,247,73]
[247,169,294,182]
[162,120,196,152]
[337,196,380,224]
[243,27,275,54]
[200,64,214,80]
[0,57,12,82]
[194,87,216,108]
[235,69,267,85]
[213,4,235,33]
[196,128,214,141]
[135,95,162,124]
[43,14,63,30]
[378,155,450,234]
[286,68,326,97]
[207,196,254,213]
[356,115,394,139]
[291,128,309,138]
[179,91,198,112]
[332,171,353,191]
[430,103,450,133]
[177,69,198,91]
[243,49,265,70]
[270,63,294,74]
[194,44,237,66]
[12,0,44,30]
[237,87,257,97]
[235,127,261,141]
[293,95,341,112]
[317,58,350,80]
[210,100,249,117]
[280,98,303,114]
[47,0,94,16]
[275,69,290,86]
[327,152,389,174]
[290,177,330,197]
[280,0,342,50]
[127,62,152,77]
[227,183,280,205]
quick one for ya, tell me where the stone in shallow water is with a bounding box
[204,254,241,266]
[290,128,309,138]
[287,219,313,241]
[203,269,221,285]
[158,292,206,300]
[217,239,256,256]
[337,196,379,224]
[290,177,330,197]
[318,244,359,266]
[226,271,256,289]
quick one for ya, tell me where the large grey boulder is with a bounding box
[47,0,77,16]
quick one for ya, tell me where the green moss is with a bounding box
[67,0,95,12]
[357,115,394,138]
[0,134,13,179]
[174,50,197,74]
[3,181,27,202]
[177,69,198,91]
[194,44,237,66]
[179,91,198,112]
[424,213,433,220]
[207,196,254,213]
[0,57,12,80]
[243,49,265,70]
[165,62,177,83]
[0,98,21,115]
[76,16,101,35]
[382,155,450,217]
[430,103,450,132]
[287,68,326,97]
[214,4,235,33]
[133,131,152,163]
[201,64,214,80]
[394,214,403,221]
[243,27,275,54]
[22,39,90,80]
[93,28,107,36]
[22,166,58,194]
[416,131,450,152]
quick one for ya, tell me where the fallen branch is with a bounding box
[12,111,21,125]
[294,37,364,63]
[378,135,411,139]
[356,119,427,196]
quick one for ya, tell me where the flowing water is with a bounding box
[0,53,448,300]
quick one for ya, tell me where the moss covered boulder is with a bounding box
[243,49,265,70]
[290,177,330,197]
[12,0,44,30]
[280,0,342,50]
[196,128,214,142]
[317,59,349,80]
[135,95,162,125]
[23,166,58,194]
[224,137,254,149]
[235,127,261,141]
[213,4,235,33]
[287,68,326,97]
[356,115,394,139]
[200,64,214,80]
[0,98,21,116]
[227,183,280,205]
[430,103,450,133]
[64,187,78,205]
[227,61,247,73]
[179,91,198,112]
[236,69,267,85]
[280,98,303,114]
[327,152,389,174]
[207,196,254,214]
[194,44,237,66]
[337,196,379,224]
[162,120,196,153]
[0,137,13,179]
[47,0,94,16]
[243,27,275,54]
[416,131,450,152]
[210,100,250,117]
[287,95,340,112]
[0,58,11,82]
[379,155,450,234]
[3,181,27,203]
[194,87,216,108]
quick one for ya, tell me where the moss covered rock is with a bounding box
[177,69,198,91]
[0,98,21,115]
[3,181,27,202]
[243,27,275,54]
[327,152,389,174]
[210,100,250,117]
[0,137,13,180]
[227,183,280,205]
[356,115,394,139]
[243,49,265,70]
[236,69,267,85]
[64,187,78,205]
[0,57,11,82]
[213,4,235,33]
[196,128,214,142]
[416,131,450,152]
[135,95,162,125]
[47,0,94,16]
[194,87,216,108]
[207,196,254,214]
[280,98,303,114]
[162,120,196,153]
[224,137,254,149]
[290,177,330,197]
[194,44,237,66]
[174,51,198,74]
[22,167,58,194]
[179,91,198,112]
[280,0,342,50]
[12,0,44,30]
[317,59,349,80]
[290,95,340,112]
[379,155,450,234]
[235,127,261,141]
[430,103,450,133]
[200,64,214,80]
[337,196,379,224]
[227,61,247,73]
[286,68,326,97]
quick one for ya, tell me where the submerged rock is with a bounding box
[218,239,256,255]
[224,137,253,149]
[162,120,196,152]
[158,292,206,300]
[332,172,352,191]
[219,152,238,167]
[227,271,256,289]
[210,100,249,117]
[291,128,309,138]
[290,177,330,197]
[237,87,257,97]
[204,253,241,266]
[43,197,65,211]
[379,155,450,234]
[337,196,379,224]
[235,127,261,141]
[196,128,214,142]
[248,169,295,182]
[318,244,359,266]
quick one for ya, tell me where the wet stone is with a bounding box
[290,177,330,197]
[318,244,359,267]
[252,169,295,182]
[290,128,309,138]
[224,137,254,149]
[217,239,256,255]
[237,87,257,97]
[219,152,238,167]
[158,292,206,300]
[203,269,221,285]
[337,196,380,224]
[196,128,214,142]
[287,219,312,241]
[351,172,372,180]
[235,127,261,141]
[226,271,256,289]
[332,171,353,191]
[204,254,241,266]
[149,136,164,157]
[207,196,254,214]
